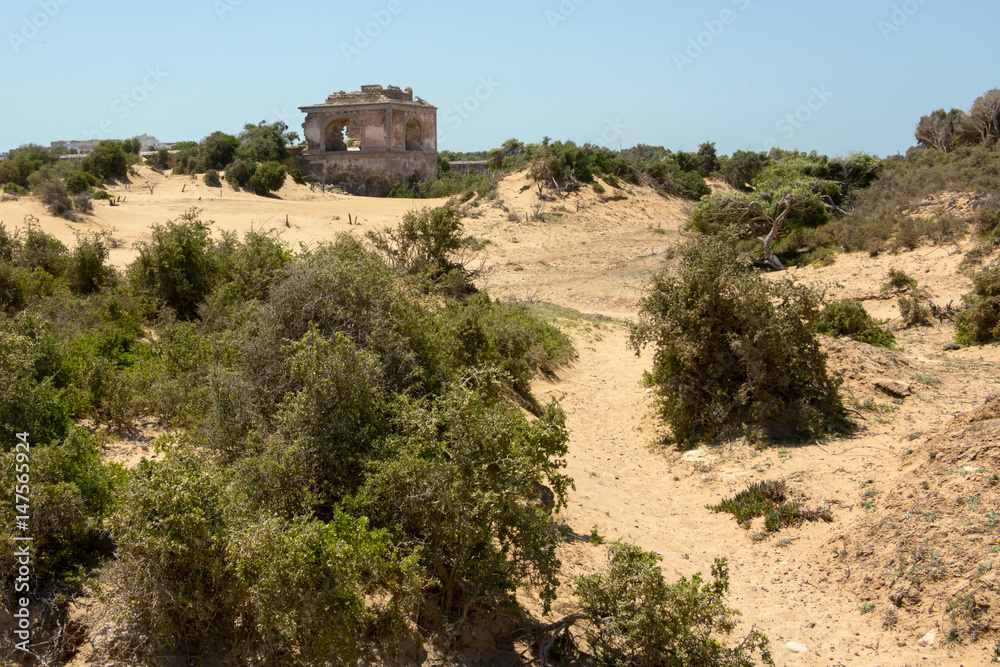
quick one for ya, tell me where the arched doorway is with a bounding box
[405,118,423,151]
[324,117,362,152]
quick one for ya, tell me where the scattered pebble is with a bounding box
[918,629,937,647]
[786,641,808,654]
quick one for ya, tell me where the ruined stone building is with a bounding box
[297,85,437,183]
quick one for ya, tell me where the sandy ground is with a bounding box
[13,167,999,666]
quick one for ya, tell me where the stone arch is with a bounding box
[324,115,363,152]
[404,116,424,152]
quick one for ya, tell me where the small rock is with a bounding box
[918,629,936,647]
[890,581,921,608]
[786,641,808,654]
[874,379,913,398]
[944,342,963,351]
[964,466,985,474]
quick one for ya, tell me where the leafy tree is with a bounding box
[172,141,206,175]
[201,131,241,170]
[967,89,1000,143]
[696,141,720,177]
[0,143,58,188]
[146,147,171,170]
[575,543,773,667]
[238,120,296,163]
[629,235,845,447]
[121,137,142,155]
[247,160,286,196]
[915,109,969,153]
[488,137,527,170]
[719,150,769,192]
[81,140,129,181]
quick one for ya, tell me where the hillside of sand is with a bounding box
[8,167,1000,666]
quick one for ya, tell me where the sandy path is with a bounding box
[534,322,993,666]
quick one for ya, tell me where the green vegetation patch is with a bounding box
[708,480,832,534]
[812,299,896,348]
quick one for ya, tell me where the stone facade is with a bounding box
[297,84,437,183]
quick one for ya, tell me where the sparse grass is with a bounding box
[882,608,898,630]
[860,602,875,614]
[589,526,606,545]
[910,372,942,387]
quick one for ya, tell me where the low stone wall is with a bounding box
[296,151,437,183]
[447,161,490,176]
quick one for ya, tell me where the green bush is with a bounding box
[0,144,58,188]
[0,320,73,447]
[707,480,831,533]
[36,179,74,219]
[0,263,28,313]
[575,542,773,667]
[201,131,241,171]
[720,150,769,192]
[146,146,171,171]
[170,142,203,175]
[129,209,218,319]
[899,295,932,327]
[955,263,1000,344]
[366,204,472,291]
[65,170,99,195]
[107,438,412,664]
[629,235,845,446]
[238,235,449,410]
[812,299,896,348]
[225,158,257,189]
[0,428,120,664]
[248,160,286,196]
[289,167,306,185]
[0,428,119,579]
[213,227,292,304]
[81,140,129,181]
[203,169,222,187]
[442,294,574,410]
[359,386,571,615]
[66,231,116,295]
[238,120,295,163]
[19,218,68,276]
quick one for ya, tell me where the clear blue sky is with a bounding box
[1,0,996,157]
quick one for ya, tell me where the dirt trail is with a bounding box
[531,320,998,666]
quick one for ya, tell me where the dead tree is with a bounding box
[739,196,792,271]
